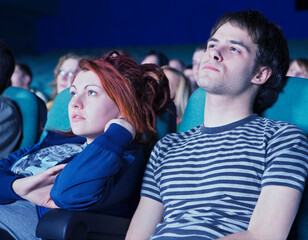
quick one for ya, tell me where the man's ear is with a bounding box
[252,66,272,85]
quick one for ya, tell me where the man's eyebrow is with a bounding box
[229,40,251,53]
[207,37,218,43]
[207,37,251,53]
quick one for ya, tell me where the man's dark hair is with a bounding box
[17,63,33,85]
[210,10,290,115]
[0,40,15,94]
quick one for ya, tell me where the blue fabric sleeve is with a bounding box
[50,123,135,210]
[0,147,30,204]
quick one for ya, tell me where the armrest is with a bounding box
[36,209,131,240]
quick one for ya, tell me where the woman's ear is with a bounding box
[252,66,272,85]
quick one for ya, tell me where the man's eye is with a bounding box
[208,44,216,49]
[231,47,240,53]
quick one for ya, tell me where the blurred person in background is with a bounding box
[191,45,206,91]
[168,59,185,72]
[286,58,308,79]
[47,53,82,110]
[11,63,49,103]
[162,66,192,129]
[141,50,169,66]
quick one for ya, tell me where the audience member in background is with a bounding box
[191,45,206,91]
[126,10,308,240]
[168,59,185,72]
[115,49,131,57]
[0,41,22,159]
[47,53,82,110]
[287,58,308,79]
[0,51,173,239]
[183,64,194,84]
[141,50,169,66]
[162,66,192,128]
[11,63,49,103]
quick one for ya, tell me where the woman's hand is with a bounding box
[105,118,136,139]
[11,164,66,208]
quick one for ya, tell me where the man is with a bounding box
[126,10,308,239]
[11,63,49,103]
[0,41,22,159]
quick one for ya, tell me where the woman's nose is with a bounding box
[70,96,83,109]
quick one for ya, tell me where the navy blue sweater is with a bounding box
[0,123,146,218]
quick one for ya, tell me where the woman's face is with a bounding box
[57,58,79,94]
[164,70,179,99]
[69,70,121,144]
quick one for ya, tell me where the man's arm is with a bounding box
[126,196,164,240]
[219,185,302,240]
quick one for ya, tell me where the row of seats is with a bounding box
[3,87,47,149]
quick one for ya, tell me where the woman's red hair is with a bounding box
[78,55,145,142]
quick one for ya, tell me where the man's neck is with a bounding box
[203,94,254,128]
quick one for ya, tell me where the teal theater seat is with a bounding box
[3,87,47,149]
[40,88,71,140]
[263,76,308,135]
[179,87,205,132]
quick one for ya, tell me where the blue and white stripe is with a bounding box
[141,114,308,239]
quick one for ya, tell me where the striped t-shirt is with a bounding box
[141,114,308,239]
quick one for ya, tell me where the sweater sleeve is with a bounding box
[50,123,135,210]
[0,147,31,204]
[0,96,22,158]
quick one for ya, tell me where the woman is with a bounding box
[47,53,83,110]
[162,66,192,128]
[0,52,163,239]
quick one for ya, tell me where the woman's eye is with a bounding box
[88,90,97,96]
[70,91,76,98]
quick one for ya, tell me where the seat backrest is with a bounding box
[263,77,308,135]
[179,88,205,132]
[40,88,71,140]
[3,86,47,149]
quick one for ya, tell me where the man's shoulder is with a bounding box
[0,95,20,116]
[155,125,203,150]
[256,116,307,139]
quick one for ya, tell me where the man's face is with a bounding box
[197,22,258,97]
[11,66,28,89]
